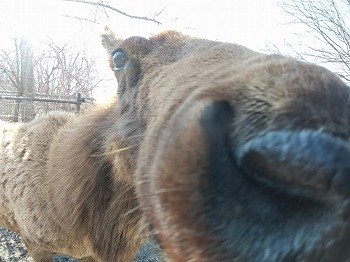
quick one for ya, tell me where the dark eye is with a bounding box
[113,51,127,70]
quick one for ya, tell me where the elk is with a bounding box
[1,28,350,261]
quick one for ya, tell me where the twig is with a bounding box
[59,14,99,24]
[59,0,162,25]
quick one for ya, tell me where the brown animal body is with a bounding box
[0,110,145,261]
[1,29,350,261]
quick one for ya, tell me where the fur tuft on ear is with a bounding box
[101,27,122,53]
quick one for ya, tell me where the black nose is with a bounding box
[237,131,350,200]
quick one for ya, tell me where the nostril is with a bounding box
[236,131,350,200]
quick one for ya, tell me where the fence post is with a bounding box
[76,93,82,114]
[76,93,86,114]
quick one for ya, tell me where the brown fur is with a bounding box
[0,108,145,261]
[1,29,350,261]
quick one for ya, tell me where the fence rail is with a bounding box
[0,96,83,104]
[0,93,93,122]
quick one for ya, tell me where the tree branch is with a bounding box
[276,0,350,83]
[60,0,162,25]
[59,14,99,24]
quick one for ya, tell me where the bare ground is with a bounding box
[0,226,79,261]
[0,227,162,262]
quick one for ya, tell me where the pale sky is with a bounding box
[0,0,307,100]
[0,0,295,48]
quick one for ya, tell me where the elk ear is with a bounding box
[101,27,122,53]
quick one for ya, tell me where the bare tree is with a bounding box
[0,38,34,95]
[0,38,101,121]
[277,0,350,82]
[34,38,102,99]
[0,38,34,121]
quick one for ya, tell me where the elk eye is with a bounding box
[113,51,127,70]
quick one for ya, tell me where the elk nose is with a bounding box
[237,131,350,200]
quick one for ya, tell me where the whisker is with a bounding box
[91,144,138,157]
[122,205,142,218]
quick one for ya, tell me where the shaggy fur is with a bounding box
[1,29,350,261]
[0,109,146,261]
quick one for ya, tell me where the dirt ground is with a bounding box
[0,227,162,262]
[0,227,32,262]
[0,227,78,261]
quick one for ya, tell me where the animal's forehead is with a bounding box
[149,30,191,43]
[116,36,153,57]
[118,31,216,58]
